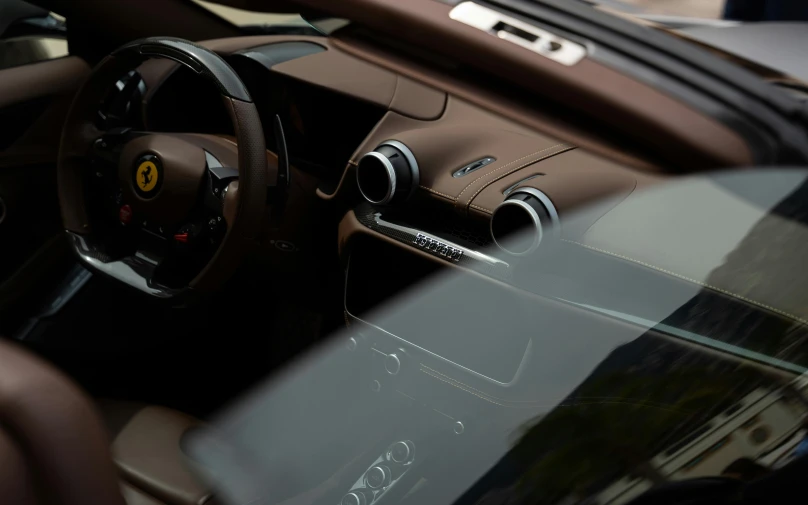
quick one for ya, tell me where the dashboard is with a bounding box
[125,31,808,505]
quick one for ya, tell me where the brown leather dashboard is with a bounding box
[340,96,661,222]
[138,35,447,124]
[140,34,665,229]
[192,0,755,171]
[140,28,798,298]
[128,31,795,345]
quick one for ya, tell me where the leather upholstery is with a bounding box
[343,97,571,214]
[0,57,89,110]
[0,339,126,505]
[0,427,37,505]
[322,0,753,169]
[272,48,447,121]
[0,339,212,505]
[122,483,169,505]
[0,57,89,170]
[468,148,659,237]
[137,35,447,124]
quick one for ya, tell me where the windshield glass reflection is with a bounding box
[188,169,808,505]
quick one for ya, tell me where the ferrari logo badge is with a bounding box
[136,161,158,192]
[132,155,162,198]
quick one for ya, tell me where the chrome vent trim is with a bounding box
[373,213,509,269]
[503,173,544,195]
[453,157,496,178]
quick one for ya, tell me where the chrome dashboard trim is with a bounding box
[510,187,561,235]
[68,232,181,298]
[503,174,543,195]
[452,156,496,178]
[204,150,222,169]
[378,140,420,199]
[491,198,543,256]
[414,233,464,262]
[372,213,509,269]
[357,151,397,205]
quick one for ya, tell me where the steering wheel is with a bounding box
[57,38,266,301]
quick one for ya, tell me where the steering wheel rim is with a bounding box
[57,37,267,300]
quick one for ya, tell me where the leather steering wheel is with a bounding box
[58,38,266,301]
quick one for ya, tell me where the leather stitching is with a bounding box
[469,204,494,214]
[456,143,567,202]
[464,145,573,206]
[419,186,455,200]
[563,239,808,327]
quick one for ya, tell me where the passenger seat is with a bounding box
[0,339,214,505]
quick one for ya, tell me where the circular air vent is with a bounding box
[490,187,559,255]
[356,140,419,205]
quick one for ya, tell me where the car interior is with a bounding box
[1,0,808,504]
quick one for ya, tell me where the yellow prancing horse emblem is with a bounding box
[136,160,158,192]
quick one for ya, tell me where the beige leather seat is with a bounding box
[0,339,214,505]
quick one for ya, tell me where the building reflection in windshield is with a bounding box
[474,352,808,505]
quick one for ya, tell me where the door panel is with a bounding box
[0,56,88,162]
[0,56,89,329]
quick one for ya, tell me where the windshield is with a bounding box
[186,169,808,505]
[190,0,349,35]
[586,0,808,22]
[191,0,307,27]
[585,1,808,91]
